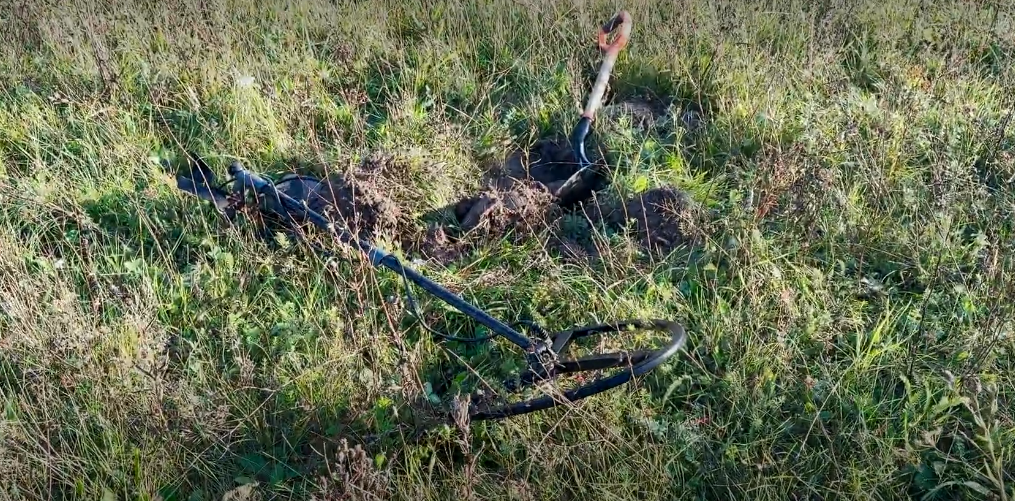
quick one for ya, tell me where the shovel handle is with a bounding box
[598,10,632,53]
[582,10,632,120]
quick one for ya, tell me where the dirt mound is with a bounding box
[405,136,702,264]
[600,97,671,132]
[453,180,558,236]
[418,139,600,259]
[402,178,562,266]
[603,187,698,256]
[265,155,411,243]
[403,140,596,263]
[311,173,402,240]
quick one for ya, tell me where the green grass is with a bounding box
[2,0,1014,499]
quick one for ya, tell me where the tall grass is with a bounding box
[1,0,1013,499]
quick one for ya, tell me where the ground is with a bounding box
[1,1,1014,500]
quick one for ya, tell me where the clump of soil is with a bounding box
[386,140,587,265]
[255,143,701,267]
[269,169,402,242]
[603,186,700,256]
[404,177,561,266]
[259,152,432,247]
[409,134,705,264]
[453,180,558,236]
[428,139,597,258]
[317,173,403,239]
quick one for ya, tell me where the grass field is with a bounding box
[2,0,1014,499]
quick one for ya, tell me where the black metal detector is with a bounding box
[169,11,687,422]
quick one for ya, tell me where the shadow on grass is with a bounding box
[160,390,372,500]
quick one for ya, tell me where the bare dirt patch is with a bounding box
[264,144,701,265]
[409,175,563,266]
[285,173,401,240]
[401,139,597,264]
[453,180,559,236]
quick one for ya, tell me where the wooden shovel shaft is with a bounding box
[582,10,632,120]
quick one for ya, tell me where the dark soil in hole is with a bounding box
[501,139,584,195]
